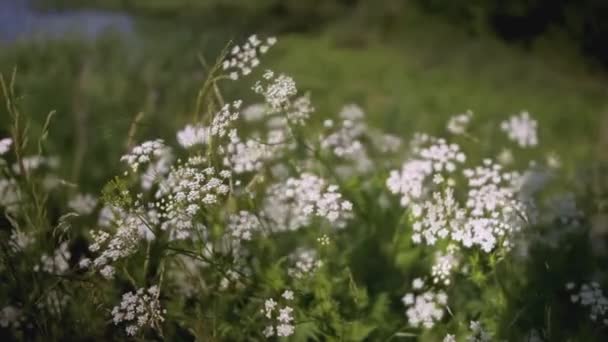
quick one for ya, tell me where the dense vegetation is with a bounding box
[1,3,608,341]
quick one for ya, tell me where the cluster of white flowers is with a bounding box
[68,193,98,215]
[567,282,608,325]
[467,321,492,342]
[176,124,209,148]
[253,70,297,113]
[264,173,353,231]
[12,155,59,175]
[446,110,473,135]
[443,334,456,342]
[431,245,459,286]
[0,137,12,155]
[321,104,368,161]
[387,136,465,206]
[227,211,261,241]
[34,241,71,275]
[0,305,24,329]
[401,278,447,328]
[460,160,527,251]
[500,111,538,148]
[210,100,242,138]
[261,290,296,338]
[112,286,165,336]
[223,35,277,80]
[141,146,173,190]
[288,249,323,279]
[223,131,273,174]
[121,139,167,172]
[155,161,230,239]
[286,93,314,125]
[242,103,267,121]
[407,158,527,252]
[82,207,157,278]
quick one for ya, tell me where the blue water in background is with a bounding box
[0,0,135,43]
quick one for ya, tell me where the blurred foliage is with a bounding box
[43,0,608,68]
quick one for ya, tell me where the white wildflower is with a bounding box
[282,290,294,301]
[121,139,166,172]
[402,279,447,329]
[228,211,261,241]
[176,124,209,148]
[567,282,608,325]
[0,138,12,155]
[500,111,538,148]
[34,241,71,275]
[443,334,457,342]
[387,137,465,206]
[447,110,473,135]
[210,101,242,138]
[223,35,276,80]
[111,286,165,336]
[263,173,352,231]
[253,70,297,112]
[288,249,323,279]
[242,103,267,122]
[432,245,459,286]
[467,320,492,342]
[68,193,98,215]
[261,291,295,338]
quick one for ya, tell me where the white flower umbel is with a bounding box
[87,207,158,278]
[567,282,608,325]
[431,245,459,286]
[155,160,230,240]
[500,111,538,148]
[140,146,173,190]
[223,130,274,174]
[68,193,98,215]
[320,104,368,159]
[253,70,297,113]
[121,139,167,173]
[286,94,314,125]
[263,173,353,231]
[228,211,261,241]
[467,321,492,342]
[0,138,12,155]
[401,279,447,329]
[261,290,295,338]
[111,285,165,336]
[446,110,473,135]
[288,249,323,279]
[443,334,457,342]
[210,100,242,138]
[176,124,209,148]
[410,159,528,252]
[34,241,71,275]
[387,137,465,206]
[223,35,277,80]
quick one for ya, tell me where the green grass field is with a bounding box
[2,6,606,187]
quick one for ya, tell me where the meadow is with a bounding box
[1,3,608,341]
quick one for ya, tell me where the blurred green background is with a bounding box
[1,0,607,190]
